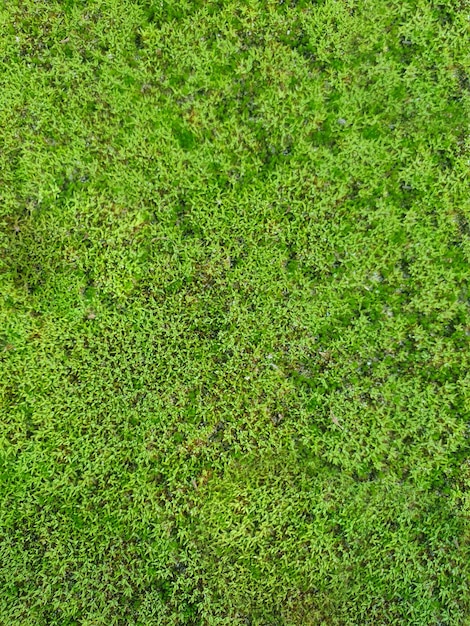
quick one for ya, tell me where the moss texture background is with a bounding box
[1,0,470,624]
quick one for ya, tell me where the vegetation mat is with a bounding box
[1,0,470,624]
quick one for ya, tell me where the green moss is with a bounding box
[1,0,470,624]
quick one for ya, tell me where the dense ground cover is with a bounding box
[1,0,470,624]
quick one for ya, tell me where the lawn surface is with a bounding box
[1,0,470,624]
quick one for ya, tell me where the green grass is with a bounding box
[1,0,470,624]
